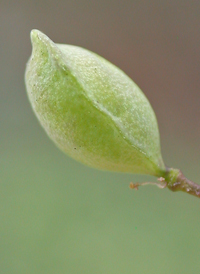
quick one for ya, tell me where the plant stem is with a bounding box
[164,168,200,198]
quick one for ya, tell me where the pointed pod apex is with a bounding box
[30,29,41,43]
[30,29,55,47]
[25,30,166,177]
[30,29,49,52]
[29,29,65,70]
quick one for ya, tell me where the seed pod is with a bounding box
[25,29,166,177]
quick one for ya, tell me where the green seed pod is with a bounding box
[25,29,166,177]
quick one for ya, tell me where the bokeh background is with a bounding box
[1,1,200,273]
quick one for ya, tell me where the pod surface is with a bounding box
[25,30,166,176]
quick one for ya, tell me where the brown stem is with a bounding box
[166,169,200,198]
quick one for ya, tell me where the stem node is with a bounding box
[165,169,200,198]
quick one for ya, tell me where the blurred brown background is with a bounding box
[1,1,200,274]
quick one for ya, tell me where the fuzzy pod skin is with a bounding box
[25,30,166,177]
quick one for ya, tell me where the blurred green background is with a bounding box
[1,1,200,273]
